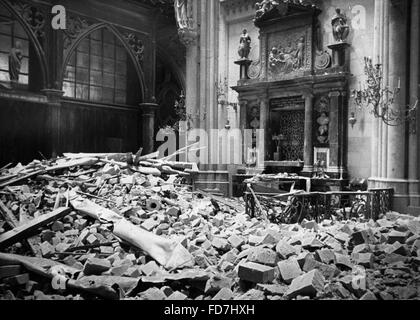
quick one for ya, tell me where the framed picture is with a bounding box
[314,148,330,169]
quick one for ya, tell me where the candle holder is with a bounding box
[351,57,417,127]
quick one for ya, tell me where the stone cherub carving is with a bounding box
[332,8,350,42]
[238,29,251,59]
[255,0,279,20]
[9,41,23,82]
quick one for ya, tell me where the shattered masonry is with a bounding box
[0,153,419,300]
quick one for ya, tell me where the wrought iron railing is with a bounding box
[245,188,394,223]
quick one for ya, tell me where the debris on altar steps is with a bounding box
[0,153,419,300]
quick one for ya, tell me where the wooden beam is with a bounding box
[0,207,71,250]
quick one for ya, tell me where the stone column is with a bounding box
[386,0,409,210]
[371,0,382,179]
[258,94,269,162]
[408,0,420,210]
[140,103,159,155]
[239,99,248,163]
[303,92,314,175]
[43,89,64,158]
[328,91,340,176]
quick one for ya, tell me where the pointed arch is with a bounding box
[60,22,146,101]
[0,0,48,88]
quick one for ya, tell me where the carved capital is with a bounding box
[238,99,248,107]
[178,27,198,47]
[328,91,341,98]
[302,91,314,99]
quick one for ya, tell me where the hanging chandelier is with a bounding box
[351,57,418,127]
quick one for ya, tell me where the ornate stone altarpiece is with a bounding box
[233,1,350,179]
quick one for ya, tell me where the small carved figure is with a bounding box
[9,41,23,82]
[255,0,279,19]
[238,29,251,59]
[332,8,350,42]
[175,0,189,29]
[317,112,330,143]
[295,36,305,68]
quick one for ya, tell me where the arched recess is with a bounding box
[0,0,48,88]
[156,46,185,91]
[60,22,146,101]
[155,49,185,129]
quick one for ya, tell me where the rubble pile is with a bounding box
[0,154,419,300]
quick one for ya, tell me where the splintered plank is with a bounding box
[0,200,19,227]
[0,207,71,250]
[0,200,37,255]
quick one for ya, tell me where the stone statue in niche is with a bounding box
[332,8,350,42]
[269,36,306,74]
[9,41,23,82]
[238,29,251,60]
[175,0,192,29]
[250,106,260,130]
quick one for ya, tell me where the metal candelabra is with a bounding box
[351,57,417,127]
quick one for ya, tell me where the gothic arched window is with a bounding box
[0,5,29,85]
[63,28,129,105]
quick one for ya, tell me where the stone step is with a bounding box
[194,181,230,196]
[195,171,229,181]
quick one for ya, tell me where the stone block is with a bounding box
[387,231,408,244]
[205,274,232,295]
[276,240,296,259]
[228,234,245,249]
[212,237,231,252]
[167,291,188,300]
[248,247,278,267]
[286,270,325,299]
[334,253,353,270]
[352,253,374,268]
[277,259,303,284]
[83,258,111,275]
[40,241,55,258]
[212,287,234,300]
[238,262,275,284]
[315,249,336,264]
[138,287,166,300]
